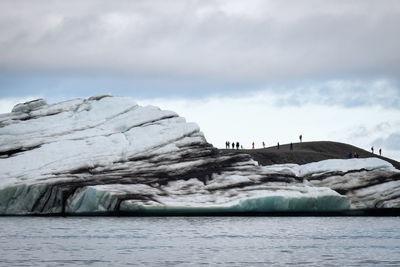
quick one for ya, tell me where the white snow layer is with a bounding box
[292,158,398,176]
[0,96,197,187]
[0,96,398,214]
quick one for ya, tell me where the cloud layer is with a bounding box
[1,0,400,81]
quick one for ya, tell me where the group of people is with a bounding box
[225,141,242,150]
[347,147,383,159]
[225,134,303,150]
[225,141,271,150]
[225,137,385,160]
[347,152,360,158]
[371,146,382,156]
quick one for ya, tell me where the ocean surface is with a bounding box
[1,216,399,266]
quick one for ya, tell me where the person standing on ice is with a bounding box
[262,141,265,148]
[379,148,382,156]
[290,142,293,150]
[232,142,235,149]
[371,146,374,154]
[236,142,239,150]
[277,142,280,149]
[252,142,255,149]
[299,135,302,143]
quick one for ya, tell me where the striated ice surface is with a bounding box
[64,181,349,214]
[0,96,399,215]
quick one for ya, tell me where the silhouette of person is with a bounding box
[232,142,235,149]
[262,141,265,148]
[252,142,255,149]
[290,142,293,150]
[371,146,374,154]
[379,148,382,156]
[277,142,280,149]
[299,135,302,143]
[236,142,239,150]
[225,141,228,149]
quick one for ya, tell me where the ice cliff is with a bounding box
[0,95,399,215]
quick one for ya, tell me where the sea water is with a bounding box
[0,216,399,266]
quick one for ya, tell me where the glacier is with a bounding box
[0,95,399,215]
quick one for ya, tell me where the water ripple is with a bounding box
[0,216,399,266]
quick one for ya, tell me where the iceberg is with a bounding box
[0,96,398,215]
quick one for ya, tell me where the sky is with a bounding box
[0,0,399,160]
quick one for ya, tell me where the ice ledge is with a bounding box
[12,99,47,113]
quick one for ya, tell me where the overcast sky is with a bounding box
[0,0,399,160]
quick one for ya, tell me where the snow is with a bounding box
[0,96,198,187]
[350,180,400,208]
[291,158,398,176]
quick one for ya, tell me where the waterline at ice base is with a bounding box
[1,95,399,215]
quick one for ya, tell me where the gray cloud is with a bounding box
[0,0,400,81]
[270,79,400,109]
[374,133,400,150]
